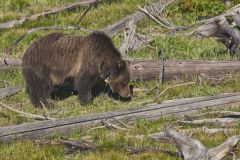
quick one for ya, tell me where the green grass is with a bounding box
[1,0,240,159]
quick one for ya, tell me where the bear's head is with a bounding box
[104,60,132,98]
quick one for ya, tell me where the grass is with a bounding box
[0,0,240,159]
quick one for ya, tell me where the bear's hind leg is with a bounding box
[24,69,53,107]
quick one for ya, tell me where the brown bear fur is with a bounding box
[22,31,131,107]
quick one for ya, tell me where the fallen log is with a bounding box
[0,0,100,29]
[2,59,240,82]
[0,59,22,70]
[0,86,24,100]
[179,118,238,127]
[1,93,240,142]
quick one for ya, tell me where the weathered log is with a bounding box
[130,60,240,81]
[0,86,24,100]
[0,0,100,29]
[149,126,240,160]
[1,93,240,142]
[217,19,240,56]
[2,59,240,82]
[193,11,240,56]
[233,11,240,28]
[183,5,240,33]
[101,0,172,36]
[0,59,22,70]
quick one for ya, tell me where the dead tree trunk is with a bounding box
[1,93,240,142]
[2,59,240,82]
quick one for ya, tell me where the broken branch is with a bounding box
[0,0,101,29]
[179,118,238,127]
[5,26,92,54]
[0,102,53,120]
[154,82,195,101]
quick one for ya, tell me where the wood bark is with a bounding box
[0,0,100,29]
[1,93,240,142]
[130,60,240,81]
[118,20,145,56]
[2,59,240,82]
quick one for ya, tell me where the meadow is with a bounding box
[0,0,240,159]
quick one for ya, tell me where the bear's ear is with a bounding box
[117,60,126,69]
[125,60,130,67]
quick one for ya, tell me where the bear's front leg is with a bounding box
[75,71,96,105]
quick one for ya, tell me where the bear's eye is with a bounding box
[121,82,128,87]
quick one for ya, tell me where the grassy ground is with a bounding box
[1,0,240,159]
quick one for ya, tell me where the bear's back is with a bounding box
[22,33,84,67]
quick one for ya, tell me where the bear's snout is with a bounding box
[119,86,132,98]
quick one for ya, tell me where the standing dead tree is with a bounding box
[149,125,240,160]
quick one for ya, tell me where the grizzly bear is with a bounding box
[22,31,132,107]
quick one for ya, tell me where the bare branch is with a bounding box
[101,119,128,131]
[179,118,238,127]
[78,0,99,24]
[0,0,100,29]
[138,5,172,30]
[190,111,240,119]
[5,26,92,54]
[0,102,53,120]
[208,136,240,160]
[181,127,237,135]
[57,139,97,153]
[123,145,180,157]
[197,73,231,86]
[154,82,195,101]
